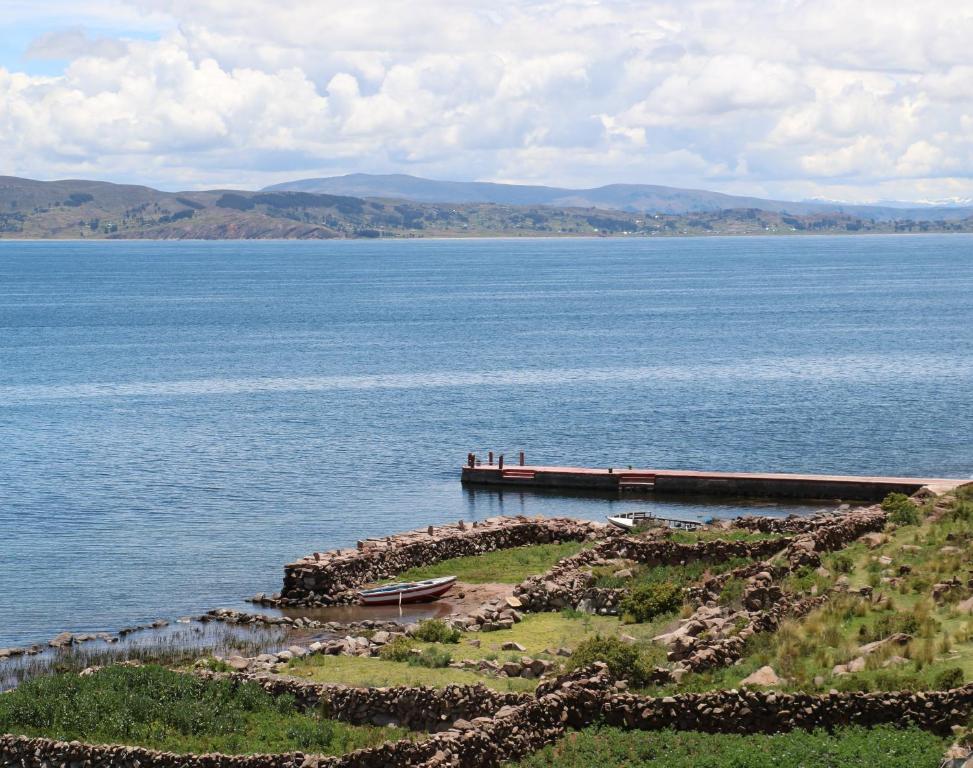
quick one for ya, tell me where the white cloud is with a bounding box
[1,0,973,201]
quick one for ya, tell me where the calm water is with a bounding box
[1,235,972,647]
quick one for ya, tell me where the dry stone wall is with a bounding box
[600,684,973,736]
[513,536,789,614]
[275,517,610,607]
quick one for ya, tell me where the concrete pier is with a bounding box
[461,463,967,501]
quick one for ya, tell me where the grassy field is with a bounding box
[288,612,676,690]
[508,725,948,767]
[392,542,587,584]
[0,665,413,755]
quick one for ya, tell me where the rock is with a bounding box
[49,632,74,648]
[739,665,782,687]
[500,661,522,677]
[613,568,633,579]
[276,650,294,662]
[941,546,962,556]
[371,631,391,645]
[878,555,893,565]
[501,641,526,652]
[858,632,911,656]
[860,532,886,549]
[226,656,250,671]
[956,596,973,614]
[882,655,909,668]
[846,656,867,673]
[504,596,522,608]
[468,639,481,648]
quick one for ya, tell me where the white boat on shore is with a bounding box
[358,575,457,606]
[607,511,703,532]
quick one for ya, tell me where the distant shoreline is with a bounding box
[3,230,973,243]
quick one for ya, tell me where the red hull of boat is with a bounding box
[359,581,455,606]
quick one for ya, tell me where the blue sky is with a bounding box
[1,0,972,202]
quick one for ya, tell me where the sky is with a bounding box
[1,0,972,202]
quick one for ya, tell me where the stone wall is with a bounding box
[599,684,973,736]
[513,536,790,614]
[245,675,530,731]
[275,516,610,606]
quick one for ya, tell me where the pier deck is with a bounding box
[461,463,967,501]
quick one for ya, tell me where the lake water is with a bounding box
[1,235,971,647]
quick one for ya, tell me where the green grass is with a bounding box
[508,725,947,767]
[391,542,587,584]
[0,665,413,755]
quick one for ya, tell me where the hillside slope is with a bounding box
[264,173,973,222]
[2,176,971,239]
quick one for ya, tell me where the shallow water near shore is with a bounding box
[2,235,972,648]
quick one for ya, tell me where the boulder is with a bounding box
[860,532,886,549]
[501,641,526,652]
[739,665,782,688]
[858,632,911,656]
[49,632,74,648]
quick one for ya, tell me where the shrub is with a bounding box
[831,553,855,574]
[882,493,919,526]
[412,619,460,644]
[378,636,415,662]
[934,666,964,690]
[406,647,452,668]
[718,577,746,606]
[619,582,682,624]
[567,635,652,687]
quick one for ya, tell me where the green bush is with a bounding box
[378,636,415,662]
[718,577,746,606]
[934,666,964,690]
[619,582,682,623]
[406,646,452,668]
[567,636,652,687]
[882,493,919,526]
[411,619,460,644]
[831,553,855,574]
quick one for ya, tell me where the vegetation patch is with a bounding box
[567,636,656,687]
[412,619,461,643]
[508,725,948,768]
[619,582,682,624]
[393,541,587,584]
[0,665,412,755]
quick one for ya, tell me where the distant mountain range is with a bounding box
[265,173,973,222]
[2,174,973,240]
